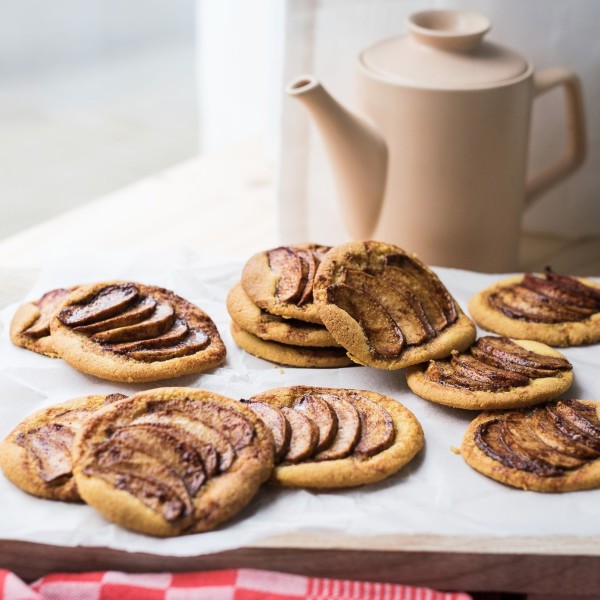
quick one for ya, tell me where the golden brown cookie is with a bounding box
[406,337,573,410]
[0,393,127,501]
[49,282,226,382]
[241,244,331,324]
[245,386,424,488]
[313,241,476,369]
[72,388,274,537]
[230,322,353,368]
[461,400,600,492]
[468,269,600,347]
[227,283,339,348]
[10,287,76,358]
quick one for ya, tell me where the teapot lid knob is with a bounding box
[407,10,490,51]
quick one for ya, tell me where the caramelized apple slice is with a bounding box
[314,395,361,461]
[58,284,138,326]
[109,319,189,353]
[280,407,319,463]
[125,330,209,362]
[242,400,290,461]
[293,394,338,453]
[450,353,529,389]
[268,247,308,304]
[349,394,394,457]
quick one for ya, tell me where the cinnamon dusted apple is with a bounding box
[469,268,600,346]
[241,244,331,324]
[48,281,226,382]
[406,336,573,410]
[461,399,600,492]
[244,386,423,489]
[10,287,77,357]
[312,241,476,369]
[71,388,274,537]
[0,393,127,501]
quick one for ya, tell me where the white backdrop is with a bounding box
[277,0,600,245]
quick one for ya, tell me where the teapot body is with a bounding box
[357,65,535,272]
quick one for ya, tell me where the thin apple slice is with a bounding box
[349,394,394,457]
[268,247,308,304]
[280,407,319,463]
[314,395,361,461]
[242,400,290,461]
[58,284,138,326]
[292,394,338,452]
[23,288,72,338]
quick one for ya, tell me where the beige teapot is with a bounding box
[287,9,586,272]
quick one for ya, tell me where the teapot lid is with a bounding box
[359,10,529,89]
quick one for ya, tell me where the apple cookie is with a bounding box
[469,268,600,347]
[227,283,339,348]
[49,282,226,382]
[406,336,573,410]
[241,244,331,324]
[230,322,353,368]
[312,241,476,369]
[72,388,274,537]
[461,400,600,492]
[0,393,127,501]
[243,386,424,488]
[10,287,76,358]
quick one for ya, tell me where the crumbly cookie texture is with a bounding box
[468,271,600,347]
[0,393,127,501]
[245,386,424,489]
[49,281,226,382]
[312,241,476,369]
[406,337,573,410]
[10,287,76,358]
[230,322,353,368]
[461,400,600,493]
[72,388,274,537]
[241,244,331,324]
[227,283,339,348]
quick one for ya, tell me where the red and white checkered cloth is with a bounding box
[0,568,472,600]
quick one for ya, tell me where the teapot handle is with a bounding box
[525,67,586,208]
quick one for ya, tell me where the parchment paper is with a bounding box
[0,248,598,557]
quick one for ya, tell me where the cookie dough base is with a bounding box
[252,387,424,489]
[406,340,573,410]
[468,276,600,347]
[227,283,338,348]
[461,401,600,493]
[230,322,354,368]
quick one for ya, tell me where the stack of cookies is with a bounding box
[228,244,354,367]
[228,241,477,369]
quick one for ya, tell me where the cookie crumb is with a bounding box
[450,446,461,455]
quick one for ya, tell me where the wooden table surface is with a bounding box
[1,142,599,597]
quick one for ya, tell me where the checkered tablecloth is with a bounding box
[0,568,472,600]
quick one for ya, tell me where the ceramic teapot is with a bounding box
[286,10,586,272]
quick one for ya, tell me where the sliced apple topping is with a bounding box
[23,288,72,339]
[59,283,218,363]
[475,401,600,477]
[424,336,572,391]
[489,269,600,323]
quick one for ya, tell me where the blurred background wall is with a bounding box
[0,0,197,239]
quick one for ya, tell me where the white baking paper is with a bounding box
[0,248,599,557]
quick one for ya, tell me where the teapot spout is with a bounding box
[286,75,387,240]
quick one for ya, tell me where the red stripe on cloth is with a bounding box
[32,571,104,585]
[306,577,472,600]
[100,584,166,600]
[170,570,237,588]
